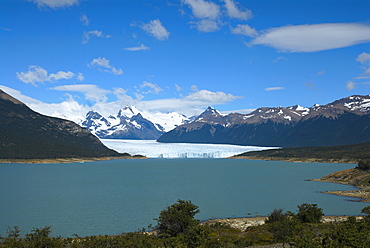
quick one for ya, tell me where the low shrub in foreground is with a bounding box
[2,201,370,247]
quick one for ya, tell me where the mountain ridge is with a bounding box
[157,94,370,147]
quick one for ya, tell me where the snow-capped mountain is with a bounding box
[158,95,370,147]
[80,106,190,140]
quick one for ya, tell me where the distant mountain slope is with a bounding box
[231,142,370,163]
[157,95,370,147]
[0,90,123,159]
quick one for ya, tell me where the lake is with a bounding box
[0,158,366,238]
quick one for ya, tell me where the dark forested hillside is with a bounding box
[0,90,123,159]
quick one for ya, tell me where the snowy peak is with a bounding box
[242,106,307,124]
[117,105,140,118]
[82,111,110,133]
[332,95,370,112]
[79,106,190,139]
[195,106,223,122]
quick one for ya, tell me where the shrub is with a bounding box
[155,199,200,237]
[296,203,324,223]
[356,160,370,170]
[265,208,289,223]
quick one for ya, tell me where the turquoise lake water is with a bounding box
[0,159,368,237]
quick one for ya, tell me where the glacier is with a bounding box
[101,139,276,158]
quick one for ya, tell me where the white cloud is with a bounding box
[356,52,370,65]
[82,30,112,44]
[363,68,370,76]
[48,71,76,81]
[16,65,83,86]
[141,19,170,41]
[190,19,220,32]
[183,0,220,20]
[16,66,48,86]
[346,81,356,91]
[29,0,79,9]
[265,87,285,91]
[186,89,240,102]
[231,24,257,37]
[223,0,252,20]
[251,23,370,53]
[77,72,85,81]
[1,84,242,122]
[80,14,90,26]
[140,81,163,94]
[51,84,111,102]
[88,57,123,75]
[124,44,150,51]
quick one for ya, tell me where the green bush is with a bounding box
[155,199,200,237]
[296,203,324,223]
[265,208,289,223]
[356,160,370,170]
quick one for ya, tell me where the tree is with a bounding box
[296,203,324,223]
[155,199,200,237]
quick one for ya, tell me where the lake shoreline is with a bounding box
[229,155,357,164]
[0,155,147,164]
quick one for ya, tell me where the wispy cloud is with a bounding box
[185,89,241,102]
[140,82,163,94]
[0,26,11,32]
[82,30,112,44]
[141,19,170,41]
[80,14,90,26]
[346,81,356,91]
[251,23,370,53]
[51,84,111,102]
[347,52,370,91]
[223,0,252,20]
[16,65,84,86]
[231,24,257,37]
[190,19,220,32]
[124,44,150,51]
[265,87,285,91]
[88,57,123,75]
[29,0,79,9]
[356,52,370,65]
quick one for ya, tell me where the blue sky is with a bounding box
[1,0,370,119]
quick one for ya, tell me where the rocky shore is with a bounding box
[203,216,364,232]
[310,168,370,202]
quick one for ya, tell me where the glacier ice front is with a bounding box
[101,139,275,158]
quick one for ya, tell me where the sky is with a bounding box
[1,0,370,121]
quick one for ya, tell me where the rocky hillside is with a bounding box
[158,95,370,147]
[0,89,125,159]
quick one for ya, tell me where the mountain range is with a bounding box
[157,95,370,147]
[0,89,124,159]
[79,106,190,140]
